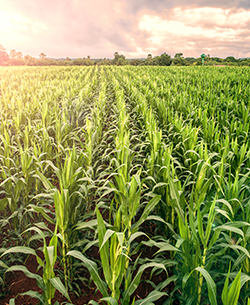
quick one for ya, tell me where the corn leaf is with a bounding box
[5,265,43,289]
[134,290,167,305]
[133,195,161,230]
[49,277,71,301]
[195,267,217,305]
[100,297,118,305]
[227,269,241,305]
[123,262,166,303]
[67,250,108,298]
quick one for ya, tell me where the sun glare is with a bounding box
[0,10,14,32]
[0,9,48,44]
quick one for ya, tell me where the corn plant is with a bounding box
[68,203,166,305]
[1,225,71,305]
[31,146,90,288]
[1,65,250,303]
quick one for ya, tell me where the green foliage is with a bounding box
[68,206,166,304]
[1,65,250,304]
[1,225,71,304]
[112,52,127,66]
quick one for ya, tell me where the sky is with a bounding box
[1,0,250,59]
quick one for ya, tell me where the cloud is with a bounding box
[0,0,250,58]
[138,7,250,57]
[0,0,140,57]
[126,0,250,14]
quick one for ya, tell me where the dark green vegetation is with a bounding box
[1,45,250,66]
[1,66,250,304]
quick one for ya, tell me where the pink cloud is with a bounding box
[1,0,250,58]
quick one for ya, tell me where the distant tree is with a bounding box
[41,58,59,66]
[156,53,172,66]
[72,58,94,66]
[174,53,183,58]
[0,45,9,65]
[8,50,25,66]
[130,59,141,66]
[112,52,126,65]
[98,58,112,65]
[10,58,25,66]
[10,49,17,59]
[238,58,250,66]
[151,57,158,65]
[73,59,85,66]
[173,53,187,65]
[211,57,223,63]
[185,57,196,64]
[195,58,202,65]
[118,56,126,65]
[17,51,23,59]
[24,55,38,66]
[39,53,47,59]
[224,56,237,62]
[147,54,152,61]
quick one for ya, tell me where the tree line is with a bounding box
[1,45,250,67]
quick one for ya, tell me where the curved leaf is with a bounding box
[228,269,241,305]
[123,262,166,303]
[0,259,8,269]
[67,250,108,297]
[1,246,37,258]
[49,277,71,301]
[133,195,161,230]
[195,267,217,305]
[101,297,118,305]
[20,290,45,304]
[88,301,99,305]
[134,290,167,305]
[5,265,43,288]
[75,219,97,230]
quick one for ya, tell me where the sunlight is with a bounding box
[0,10,14,33]
[0,9,48,43]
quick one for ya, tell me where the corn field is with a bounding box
[1,65,250,305]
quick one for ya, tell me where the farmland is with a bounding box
[0,65,250,304]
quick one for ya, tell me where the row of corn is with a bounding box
[0,66,250,304]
